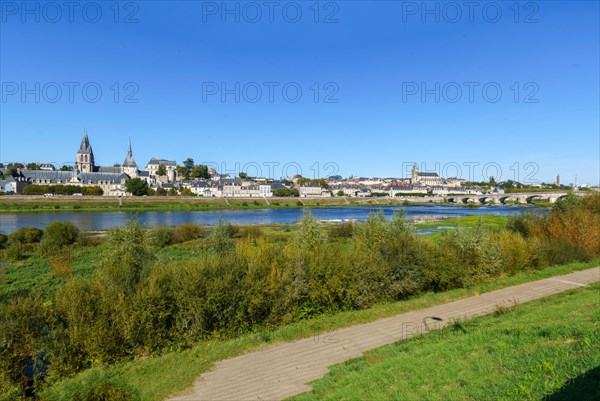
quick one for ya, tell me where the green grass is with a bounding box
[39,259,599,401]
[413,215,511,236]
[288,283,600,401]
[0,246,101,302]
[415,215,511,230]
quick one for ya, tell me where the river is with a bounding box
[0,205,531,234]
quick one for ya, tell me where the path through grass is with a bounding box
[289,283,600,401]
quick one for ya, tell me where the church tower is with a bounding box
[76,130,95,173]
[411,163,419,184]
[122,138,138,177]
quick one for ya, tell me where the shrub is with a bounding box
[97,220,155,293]
[73,382,137,401]
[9,227,43,244]
[6,243,27,260]
[238,226,263,240]
[49,249,74,278]
[173,224,203,243]
[327,222,354,239]
[150,227,175,248]
[495,230,531,274]
[40,222,79,253]
[0,296,49,397]
[296,212,326,250]
[207,220,237,253]
[0,233,7,249]
[427,224,503,290]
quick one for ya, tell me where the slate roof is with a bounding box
[146,158,177,167]
[79,172,128,183]
[20,170,75,182]
[98,166,122,174]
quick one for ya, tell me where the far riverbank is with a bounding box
[0,195,544,214]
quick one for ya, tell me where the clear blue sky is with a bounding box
[1,1,598,184]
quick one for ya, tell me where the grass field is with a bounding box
[289,283,600,401]
[414,215,511,232]
[39,259,599,401]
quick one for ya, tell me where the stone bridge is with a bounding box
[445,192,577,205]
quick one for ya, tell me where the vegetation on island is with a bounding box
[0,193,598,400]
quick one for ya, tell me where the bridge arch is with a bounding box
[526,195,544,204]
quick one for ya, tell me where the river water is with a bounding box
[0,205,530,234]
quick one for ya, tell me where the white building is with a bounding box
[259,184,273,197]
[300,184,327,197]
[145,158,177,182]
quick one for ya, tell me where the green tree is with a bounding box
[191,165,209,179]
[489,176,497,186]
[183,158,194,179]
[125,178,149,196]
[273,188,299,197]
[503,180,515,189]
[26,162,40,170]
[336,190,345,197]
[239,172,248,179]
[156,164,167,176]
[59,165,74,171]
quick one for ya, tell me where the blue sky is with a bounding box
[1,1,598,184]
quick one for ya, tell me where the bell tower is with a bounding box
[76,130,95,173]
[411,163,419,184]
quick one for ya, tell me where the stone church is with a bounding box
[7,131,155,196]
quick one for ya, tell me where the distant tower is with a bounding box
[411,163,419,184]
[122,138,138,177]
[556,175,560,186]
[76,130,95,173]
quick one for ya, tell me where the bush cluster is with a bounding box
[22,185,103,196]
[148,224,203,248]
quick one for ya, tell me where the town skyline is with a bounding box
[0,130,592,186]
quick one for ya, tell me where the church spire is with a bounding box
[78,129,92,154]
[123,137,137,168]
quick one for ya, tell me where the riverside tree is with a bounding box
[125,178,149,196]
